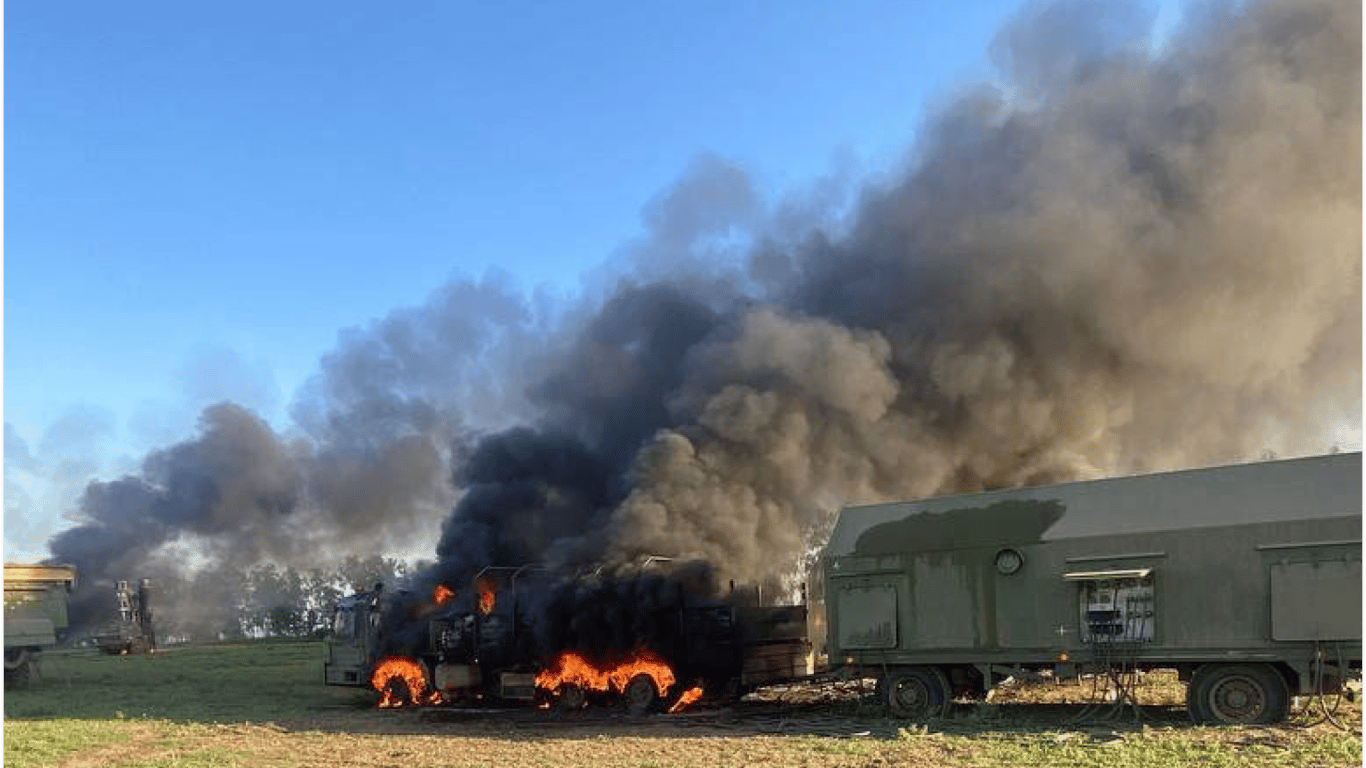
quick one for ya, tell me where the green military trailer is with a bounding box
[4,563,78,689]
[820,452,1362,725]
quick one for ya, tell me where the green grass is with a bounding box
[4,643,1361,768]
[4,717,1361,768]
[954,728,1364,768]
[5,640,369,724]
[3,719,140,767]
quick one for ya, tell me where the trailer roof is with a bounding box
[826,452,1362,557]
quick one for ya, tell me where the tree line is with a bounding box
[136,555,420,643]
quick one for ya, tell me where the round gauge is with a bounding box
[995,548,1024,575]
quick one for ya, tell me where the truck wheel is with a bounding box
[4,662,30,690]
[556,684,587,711]
[884,666,950,720]
[1,645,28,669]
[1188,664,1289,725]
[623,674,658,716]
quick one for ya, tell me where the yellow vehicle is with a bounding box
[4,563,77,688]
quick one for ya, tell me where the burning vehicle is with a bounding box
[324,561,811,713]
[328,453,1360,725]
[92,579,157,655]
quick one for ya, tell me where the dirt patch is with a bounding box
[53,723,164,768]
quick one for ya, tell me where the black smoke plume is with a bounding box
[44,0,1360,641]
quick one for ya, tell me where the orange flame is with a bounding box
[668,685,704,714]
[535,649,676,701]
[433,583,455,607]
[474,574,498,615]
[371,655,443,708]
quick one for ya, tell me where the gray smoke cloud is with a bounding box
[44,0,1360,634]
[469,0,1362,588]
[46,273,553,633]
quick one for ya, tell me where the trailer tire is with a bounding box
[1188,664,1289,725]
[884,666,950,720]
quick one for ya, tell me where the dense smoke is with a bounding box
[428,0,1361,594]
[41,0,1360,637]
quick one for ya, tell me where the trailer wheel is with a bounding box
[884,666,950,720]
[623,674,659,716]
[1188,664,1289,725]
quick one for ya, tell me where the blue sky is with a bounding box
[5,0,1193,560]
[7,2,1022,427]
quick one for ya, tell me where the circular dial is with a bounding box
[995,548,1024,575]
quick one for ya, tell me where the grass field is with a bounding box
[4,641,1361,768]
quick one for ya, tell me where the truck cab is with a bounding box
[324,586,383,686]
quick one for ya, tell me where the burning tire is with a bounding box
[371,656,434,708]
[381,676,415,707]
[883,666,950,720]
[622,673,660,715]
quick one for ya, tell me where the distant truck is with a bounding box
[4,563,78,689]
[92,579,157,655]
[820,452,1362,724]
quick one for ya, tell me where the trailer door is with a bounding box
[832,578,899,651]
[1269,559,1362,641]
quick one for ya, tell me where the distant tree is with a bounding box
[301,567,343,636]
[186,565,247,641]
[183,556,418,639]
[336,554,408,595]
[244,564,309,637]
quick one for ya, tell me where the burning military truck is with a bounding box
[324,561,810,713]
[92,579,157,655]
[330,452,1361,725]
